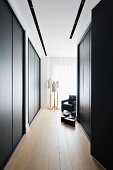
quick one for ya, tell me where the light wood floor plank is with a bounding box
[57,120,73,170]
[5,109,105,170]
[48,116,61,170]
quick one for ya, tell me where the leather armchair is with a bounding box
[61,95,76,112]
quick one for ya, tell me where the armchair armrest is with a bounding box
[61,99,69,105]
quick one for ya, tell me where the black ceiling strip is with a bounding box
[70,0,86,39]
[27,0,47,56]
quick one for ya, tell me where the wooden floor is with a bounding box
[5,109,105,170]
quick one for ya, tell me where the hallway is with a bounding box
[5,109,105,170]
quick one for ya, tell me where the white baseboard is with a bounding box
[25,123,29,133]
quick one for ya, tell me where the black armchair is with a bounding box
[61,95,76,113]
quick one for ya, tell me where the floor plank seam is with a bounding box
[57,120,61,170]
[63,125,73,170]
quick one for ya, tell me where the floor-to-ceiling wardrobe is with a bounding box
[91,0,113,169]
[28,40,40,124]
[0,0,41,169]
[0,0,24,169]
[78,0,113,169]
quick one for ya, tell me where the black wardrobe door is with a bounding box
[34,53,39,115]
[83,31,91,139]
[0,1,12,169]
[13,16,23,149]
[78,28,91,139]
[29,43,35,124]
[37,57,40,110]
[79,42,84,124]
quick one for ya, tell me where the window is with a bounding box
[47,57,77,107]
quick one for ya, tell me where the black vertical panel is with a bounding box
[83,32,91,138]
[29,40,40,124]
[0,1,12,169]
[37,56,40,110]
[78,27,91,139]
[34,53,39,115]
[79,41,84,125]
[29,42,35,124]
[13,15,23,149]
[39,58,41,108]
[91,0,113,169]
[89,29,91,139]
[77,47,79,117]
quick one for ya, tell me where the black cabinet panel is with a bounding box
[29,43,35,124]
[13,16,23,149]
[91,1,113,169]
[83,32,91,138]
[0,1,24,168]
[0,1,12,168]
[78,27,91,139]
[28,41,40,124]
[79,41,84,125]
[34,53,39,115]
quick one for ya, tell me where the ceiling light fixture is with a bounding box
[27,0,47,56]
[69,0,86,39]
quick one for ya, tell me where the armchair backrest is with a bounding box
[68,95,76,104]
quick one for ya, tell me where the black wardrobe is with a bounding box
[91,0,113,169]
[0,1,24,169]
[78,0,113,169]
[77,26,91,139]
[28,41,40,124]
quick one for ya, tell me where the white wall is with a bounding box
[41,57,48,108]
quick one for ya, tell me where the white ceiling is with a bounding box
[32,0,81,58]
[8,0,101,58]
